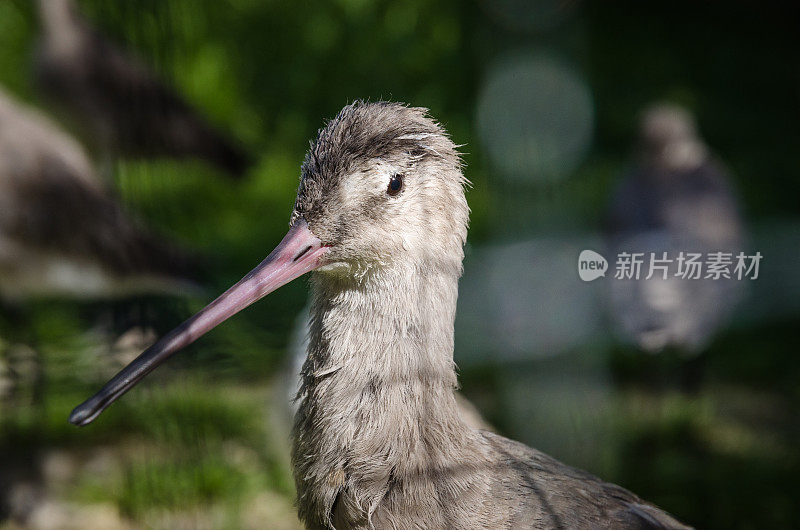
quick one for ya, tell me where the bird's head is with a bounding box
[293,101,468,278]
[638,103,707,172]
[69,101,469,426]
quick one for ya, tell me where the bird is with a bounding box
[0,86,196,299]
[33,0,252,177]
[0,87,200,528]
[605,103,744,354]
[70,101,691,529]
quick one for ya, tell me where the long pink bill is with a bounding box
[69,219,328,426]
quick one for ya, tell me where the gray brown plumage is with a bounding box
[70,101,691,529]
[0,87,195,298]
[34,0,251,177]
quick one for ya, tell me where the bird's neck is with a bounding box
[39,0,83,53]
[293,260,487,527]
[308,260,461,385]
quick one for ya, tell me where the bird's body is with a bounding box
[70,102,691,528]
[34,0,251,177]
[0,87,195,299]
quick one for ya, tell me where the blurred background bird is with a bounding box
[604,104,744,356]
[0,85,201,525]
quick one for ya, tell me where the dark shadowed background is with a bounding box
[0,1,798,528]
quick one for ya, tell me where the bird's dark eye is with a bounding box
[387,174,404,196]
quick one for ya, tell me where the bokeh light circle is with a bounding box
[476,52,594,182]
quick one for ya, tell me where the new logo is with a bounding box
[578,250,608,282]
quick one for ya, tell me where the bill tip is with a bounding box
[68,403,95,426]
